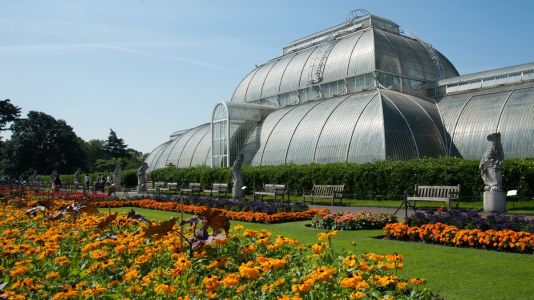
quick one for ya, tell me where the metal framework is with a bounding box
[145,12,534,171]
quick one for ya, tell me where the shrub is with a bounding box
[384,222,534,254]
[151,157,534,200]
[406,209,534,233]
[311,211,397,230]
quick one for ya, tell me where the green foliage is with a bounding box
[0,98,21,133]
[122,168,138,187]
[3,111,87,175]
[151,157,534,200]
[104,128,129,158]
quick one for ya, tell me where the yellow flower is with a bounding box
[318,230,338,241]
[154,284,176,295]
[243,229,259,237]
[54,256,70,265]
[311,243,326,255]
[311,266,336,282]
[239,262,261,280]
[220,273,240,287]
[343,254,358,268]
[340,274,362,288]
[410,277,426,285]
[45,271,60,280]
[291,278,314,293]
[124,269,139,282]
[349,291,366,300]
[202,275,219,291]
[10,266,29,277]
[81,285,107,297]
[232,225,244,231]
[396,281,408,290]
[90,249,108,260]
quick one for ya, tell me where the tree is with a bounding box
[82,139,107,170]
[104,129,129,159]
[4,111,87,175]
[0,99,21,135]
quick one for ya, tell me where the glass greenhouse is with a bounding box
[145,13,534,172]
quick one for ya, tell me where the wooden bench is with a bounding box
[180,183,202,196]
[204,183,228,198]
[407,185,460,210]
[303,184,344,205]
[167,183,178,194]
[147,181,166,194]
[254,184,286,201]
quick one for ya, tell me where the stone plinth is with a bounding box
[483,191,506,213]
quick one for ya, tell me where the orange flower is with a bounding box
[154,284,177,295]
[410,277,426,285]
[202,275,219,291]
[220,273,240,287]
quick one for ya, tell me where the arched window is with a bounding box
[211,103,229,167]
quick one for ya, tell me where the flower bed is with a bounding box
[310,211,397,230]
[406,209,534,233]
[95,199,325,223]
[384,222,534,254]
[0,204,436,299]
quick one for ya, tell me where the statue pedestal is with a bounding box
[483,191,506,213]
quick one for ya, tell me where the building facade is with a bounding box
[145,13,534,172]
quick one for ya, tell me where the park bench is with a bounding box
[395,185,460,217]
[407,185,460,210]
[166,183,178,194]
[147,181,166,194]
[254,184,286,201]
[303,184,344,205]
[204,183,228,198]
[180,183,202,196]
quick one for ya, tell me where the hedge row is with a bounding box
[25,169,138,188]
[150,157,534,200]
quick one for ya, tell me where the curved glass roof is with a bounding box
[146,123,211,172]
[438,81,534,159]
[242,88,446,166]
[145,13,534,173]
[231,27,458,104]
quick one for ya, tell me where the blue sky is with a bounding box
[1,0,533,153]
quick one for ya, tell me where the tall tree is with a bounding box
[104,129,129,158]
[4,111,87,175]
[82,139,107,169]
[0,99,21,136]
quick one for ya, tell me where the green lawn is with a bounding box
[104,207,534,300]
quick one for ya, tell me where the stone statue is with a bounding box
[114,164,122,190]
[479,132,504,192]
[74,168,81,186]
[50,170,57,188]
[231,153,244,201]
[137,162,148,192]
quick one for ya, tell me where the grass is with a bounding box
[103,207,534,300]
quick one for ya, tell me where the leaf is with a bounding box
[96,233,117,241]
[96,213,117,230]
[26,206,46,217]
[203,208,230,234]
[79,203,99,215]
[143,218,177,238]
[0,281,7,290]
[47,210,66,221]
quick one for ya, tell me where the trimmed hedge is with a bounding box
[150,157,534,200]
[31,168,138,188]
